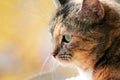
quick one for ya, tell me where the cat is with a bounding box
[49,0,120,80]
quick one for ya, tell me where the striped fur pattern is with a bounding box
[50,0,120,80]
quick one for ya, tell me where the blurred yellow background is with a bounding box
[0,0,54,80]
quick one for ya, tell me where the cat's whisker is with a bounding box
[40,55,51,72]
[48,55,54,80]
[46,55,58,80]
[51,57,56,80]
[24,55,52,80]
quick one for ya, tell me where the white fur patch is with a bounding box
[66,67,93,80]
[78,68,93,80]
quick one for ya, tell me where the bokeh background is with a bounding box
[0,0,55,80]
[0,0,120,80]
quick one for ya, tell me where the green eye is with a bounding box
[63,35,72,43]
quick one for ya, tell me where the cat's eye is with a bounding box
[62,35,72,43]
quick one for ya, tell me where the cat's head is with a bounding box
[50,0,120,70]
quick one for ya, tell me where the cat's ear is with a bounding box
[53,0,69,8]
[79,0,104,24]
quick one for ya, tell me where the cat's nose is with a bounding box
[51,50,58,57]
[51,45,60,57]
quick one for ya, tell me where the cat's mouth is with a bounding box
[56,53,72,62]
[51,49,72,62]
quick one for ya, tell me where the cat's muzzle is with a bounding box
[57,52,72,62]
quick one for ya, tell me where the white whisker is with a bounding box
[51,58,55,80]
[40,55,51,72]
[24,55,51,80]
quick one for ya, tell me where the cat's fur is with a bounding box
[50,0,120,80]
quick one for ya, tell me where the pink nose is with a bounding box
[51,51,58,57]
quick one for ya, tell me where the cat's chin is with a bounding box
[57,61,74,68]
[54,56,73,66]
[57,57,71,62]
[52,53,72,64]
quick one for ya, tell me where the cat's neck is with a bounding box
[76,67,93,80]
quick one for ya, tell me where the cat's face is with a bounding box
[50,19,109,70]
[50,0,119,70]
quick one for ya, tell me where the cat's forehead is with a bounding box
[50,3,83,34]
[49,2,108,37]
[55,3,80,21]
